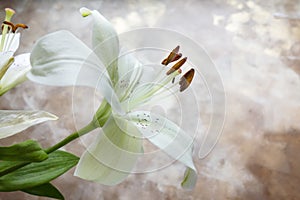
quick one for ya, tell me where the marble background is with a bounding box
[0,0,300,199]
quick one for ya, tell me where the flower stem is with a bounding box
[0,100,111,177]
[0,122,97,177]
[45,121,97,154]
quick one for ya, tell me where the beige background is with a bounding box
[1,0,300,199]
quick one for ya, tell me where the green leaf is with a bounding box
[0,150,79,191]
[0,160,24,174]
[0,140,48,162]
[22,183,64,200]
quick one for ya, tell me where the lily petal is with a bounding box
[0,53,31,95]
[27,30,124,114]
[127,111,197,171]
[181,167,198,189]
[0,33,20,53]
[75,116,142,185]
[0,110,58,139]
[28,30,100,87]
[0,51,14,72]
[80,7,119,82]
[116,52,142,101]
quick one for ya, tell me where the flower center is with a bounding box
[0,8,28,52]
[125,46,195,110]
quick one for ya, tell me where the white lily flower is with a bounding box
[28,7,198,189]
[0,8,30,96]
[0,9,58,140]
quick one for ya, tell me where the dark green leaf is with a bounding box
[22,182,64,200]
[0,150,79,191]
[0,160,28,177]
[0,160,25,174]
[0,140,48,162]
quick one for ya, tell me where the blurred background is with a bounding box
[0,0,300,199]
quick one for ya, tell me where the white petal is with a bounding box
[0,110,58,139]
[0,51,14,72]
[127,111,197,171]
[181,167,198,189]
[0,53,31,95]
[94,74,125,115]
[27,30,123,114]
[75,116,142,185]
[117,49,141,79]
[0,33,20,52]
[27,30,100,87]
[115,52,142,101]
[80,7,119,79]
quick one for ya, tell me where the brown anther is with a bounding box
[15,23,28,30]
[1,25,11,32]
[2,21,15,32]
[179,68,195,92]
[161,45,182,65]
[2,21,28,33]
[166,57,187,75]
[172,52,182,62]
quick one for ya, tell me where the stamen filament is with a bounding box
[128,70,181,109]
[3,30,13,52]
[129,65,168,100]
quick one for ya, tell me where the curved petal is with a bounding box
[80,7,119,82]
[94,74,125,115]
[27,30,100,87]
[181,167,198,189]
[0,51,14,72]
[0,53,31,95]
[27,30,123,114]
[115,52,142,101]
[0,33,20,52]
[126,111,197,171]
[0,110,58,139]
[75,116,142,185]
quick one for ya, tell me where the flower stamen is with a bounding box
[2,21,28,33]
[179,68,195,92]
[0,8,15,51]
[166,57,187,75]
[161,45,182,65]
[1,20,28,52]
